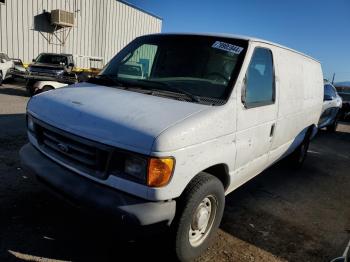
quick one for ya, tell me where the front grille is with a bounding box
[35,121,112,179]
[30,71,59,78]
[33,72,55,76]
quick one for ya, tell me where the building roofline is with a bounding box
[118,0,162,20]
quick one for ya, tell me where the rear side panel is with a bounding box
[268,46,323,163]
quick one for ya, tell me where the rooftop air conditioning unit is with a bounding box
[51,9,74,27]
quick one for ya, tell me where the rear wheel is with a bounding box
[173,173,225,261]
[0,71,3,86]
[326,118,338,132]
[287,131,311,168]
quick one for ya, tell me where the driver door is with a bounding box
[233,46,278,183]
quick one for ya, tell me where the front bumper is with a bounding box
[19,143,176,226]
[8,68,27,79]
[25,73,77,85]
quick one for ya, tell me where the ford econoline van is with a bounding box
[20,33,323,261]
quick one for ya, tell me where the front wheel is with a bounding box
[173,173,225,261]
[0,71,3,86]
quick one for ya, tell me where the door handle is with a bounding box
[270,123,275,137]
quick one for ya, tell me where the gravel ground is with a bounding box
[0,82,349,261]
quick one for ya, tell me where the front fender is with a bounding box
[147,133,236,200]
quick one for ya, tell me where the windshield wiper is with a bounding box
[89,74,127,88]
[136,79,201,103]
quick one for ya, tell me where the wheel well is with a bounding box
[42,85,54,90]
[202,164,230,191]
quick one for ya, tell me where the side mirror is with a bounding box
[68,63,74,68]
[0,59,5,63]
[32,59,36,62]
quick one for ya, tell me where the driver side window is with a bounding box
[243,48,275,108]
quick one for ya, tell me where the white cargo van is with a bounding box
[20,33,323,261]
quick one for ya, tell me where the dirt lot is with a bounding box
[0,82,349,262]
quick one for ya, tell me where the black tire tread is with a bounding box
[174,173,224,261]
[287,128,312,168]
[326,119,338,132]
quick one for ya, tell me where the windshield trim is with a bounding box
[35,54,69,65]
[99,35,249,106]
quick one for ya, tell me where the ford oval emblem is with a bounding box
[57,143,70,153]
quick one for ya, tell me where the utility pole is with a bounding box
[331,73,336,84]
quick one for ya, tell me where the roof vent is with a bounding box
[51,10,74,27]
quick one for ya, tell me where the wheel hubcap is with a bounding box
[189,195,217,247]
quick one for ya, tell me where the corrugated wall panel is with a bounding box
[0,3,5,53]
[5,0,11,55]
[0,0,161,68]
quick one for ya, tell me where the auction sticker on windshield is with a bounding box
[212,41,244,54]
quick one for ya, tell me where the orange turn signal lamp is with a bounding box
[147,157,175,187]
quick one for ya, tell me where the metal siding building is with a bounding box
[0,0,162,68]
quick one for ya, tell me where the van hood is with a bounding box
[27,83,209,154]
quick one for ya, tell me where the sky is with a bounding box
[127,0,350,82]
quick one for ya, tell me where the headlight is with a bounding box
[110,154,175,187]
[27,115,35,132]
[124,156,148,181]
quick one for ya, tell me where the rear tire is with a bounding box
[287,131,311,168]
[326,118,338,132]
[173,173,225,262]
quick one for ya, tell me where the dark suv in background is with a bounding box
[26,53,76,95]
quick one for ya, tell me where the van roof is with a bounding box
[147,33,319,63]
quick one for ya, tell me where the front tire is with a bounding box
[0,71,3,86]
[173,173,225,261]
[26,80,36,96]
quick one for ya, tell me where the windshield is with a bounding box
[35,54,68,65]
[99,35,248,105]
